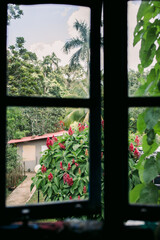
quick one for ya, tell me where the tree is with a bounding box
[7,4,23,25]
[7,37,44,96]
[63,20,90,76]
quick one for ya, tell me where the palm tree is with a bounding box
[63,20,90,76]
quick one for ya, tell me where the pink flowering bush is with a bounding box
[31,123,90,201]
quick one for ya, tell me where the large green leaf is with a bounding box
[139,183,158,204]
[137,111,146,134]
[144,108,160,129]
[143,157,158,184]
[129,183,144,203]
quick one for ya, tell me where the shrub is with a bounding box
[31,124,90,201]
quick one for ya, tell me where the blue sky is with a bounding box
[7,4,90,65]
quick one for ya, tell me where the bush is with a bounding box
[31,124,90,201]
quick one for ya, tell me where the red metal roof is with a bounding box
[8,131,67,144]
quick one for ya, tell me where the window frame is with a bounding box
[0,0,102,223]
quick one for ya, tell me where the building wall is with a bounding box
[17,139,47,172]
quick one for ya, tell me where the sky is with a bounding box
[7,4,90,66]
[127,1,141,71]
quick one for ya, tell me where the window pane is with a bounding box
[7,4,90,98]
[128,1,160,97]
[6,106,90,206]
[128,107,160,205]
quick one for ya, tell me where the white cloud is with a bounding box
[67,6,90,37]
[29,40,76,66]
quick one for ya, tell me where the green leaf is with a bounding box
[143,156,158,184]
[54,177,59,188]
[137,111,146,134]
[156,46,160,63]
[142,134,158,155]
[129,184,144,203]
[30,183,35,192]
[156,152,160,173]
[139,183,158,204]
[144,108,160,129]
[73,144,81,151]
[137,2,150,22]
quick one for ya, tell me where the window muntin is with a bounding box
[1,0,102,222]
[7,4,90,98]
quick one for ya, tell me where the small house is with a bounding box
[8,131,66,172]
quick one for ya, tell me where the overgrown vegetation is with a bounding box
[128,1,160,204]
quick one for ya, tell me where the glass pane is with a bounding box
[6,106,90,206]
[128,107,160,205]
[7,4,90,98]
[128,1,160,97]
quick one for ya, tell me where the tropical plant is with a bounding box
[63,20,90,75]
[31,124,90,201]
[129,1,160,204]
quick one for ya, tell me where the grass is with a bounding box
[27,189,45,204]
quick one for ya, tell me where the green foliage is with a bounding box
[31,125,90,201]
[133,1,160,97]
[128,1,160,205]
[7,4,23,25]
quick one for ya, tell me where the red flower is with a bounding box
[134,136,140,147]
[101,120,104,129]
[72,158,75,164]
[78,195,80,200]
[83,186,87,194]
[75,162,79,167]
[129,143,134,152]
[67,162,71,170]
[134,148,140,159]
[48,173,53,181]
[68,126,74,135]
[63,173,73,186]
[41,165,46,173]
[60,161,64,170]
[46,137,53,149]
[52,135,58,143]
[59,143,65,149]
[78,123,85,132]
[69,196,72,200]
[101,152,103,159]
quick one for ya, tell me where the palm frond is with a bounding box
[63,38,83,54]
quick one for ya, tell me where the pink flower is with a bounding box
[59,142,65,149]
[72,158,75,164]
[63,173,73,186]
[101,152,103,159]
[67,162,71,170]
[41,165,46,173]
[60,161,64,170]
[134,148,140,159]
[46,137,53,149]
[78,123,85,132]
[75,162,79,167]
[101,120,104,129]
[78,195,80,200]
[48,173,53,181]
[129,143,134,152]
[68,126,74,135]
[52,135,58,143]
[134,136,140,147]
[83,186,87,194]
